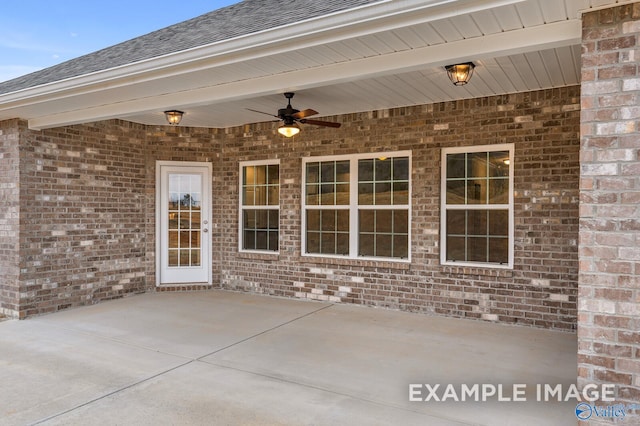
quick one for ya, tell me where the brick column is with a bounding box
[579,2,640,411]
[0,120,22,318]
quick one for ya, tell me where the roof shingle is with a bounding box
[0,0,379,95]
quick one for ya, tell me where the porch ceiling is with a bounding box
[0,0,628,130]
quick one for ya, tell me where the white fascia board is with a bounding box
[1,0,523,111]
[28,19,580,130]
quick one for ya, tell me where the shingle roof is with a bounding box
[0,0,380,95]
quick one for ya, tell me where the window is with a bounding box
[441,144,513,268]
[302,152,411,261]
[240,160,279,252]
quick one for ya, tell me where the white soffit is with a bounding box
[0,0,630,129]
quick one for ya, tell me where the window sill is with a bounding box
[300,255,411,271]
[440,263,513,278]
[237,251,280,261]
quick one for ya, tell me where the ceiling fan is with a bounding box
[247,92,341,137]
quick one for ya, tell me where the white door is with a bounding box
[157,162,212,284]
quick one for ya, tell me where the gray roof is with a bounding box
[0,0,379,95]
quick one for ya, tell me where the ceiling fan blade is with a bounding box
[246,108,279,119]
[292,109,318,119]
[300,119,341,128]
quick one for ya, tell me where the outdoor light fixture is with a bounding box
[445,62,475,86]
[278,121,300,137]
[164,110,184,125]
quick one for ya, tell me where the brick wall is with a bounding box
[217,86,581,331]
[1,87,581,328]
[0,119,22,318]
[15,120,149,318]
[579,3,640,412]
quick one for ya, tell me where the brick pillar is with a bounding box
[579,2,640,411]
[0,119,22,318]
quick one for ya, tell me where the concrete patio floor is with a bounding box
[0,290,577,425]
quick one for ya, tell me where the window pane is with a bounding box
[180,231,190,248]
[375,158,392,181]
[489,210,508,236]
[375,182,392,205]
[467,237,487,262]
[255,186,267,206]
[321,233,335,254]
[243,166,254,186]
[269,210,279,230]
[488,179,509,204]
[268,186,279,206]
[321,163,335,183]
[255,165,267,185]
[394,210,409,234]
[393,157,409,180]
[376,234,392,257]
[336,184,349,205]
[307,210,320,231]
[359,159,374,182]
[244,230,255,250]
[446,153,466,179]
[269,231,279,251]
[468,152,488,178]
[359,233,374,257]
[321,210,336,232]
[306,184,320,205]
[393,181,409,205]
[489,151,509,178]
[267,165,279,184]
[307,231,320,253]
[447,236,465,261]
[191,249,201,266]
[169,231,179,249]
[255,210,268,229]
[393,235,409,259]
[489,237,509,264]
[306,163,319,184]
[191,231,200,247]
[337,210,349,232]
[467,180,486,204]
[376,210,393,233]
[359,210,374,233]
[467,210,487,236]
[169,250,178,267]
[180,250,190,266]
[169,212,179,230]
[321,184,335,205]
[191,212,201,229]
[335,161,350,182]
[446,180,466,204]
[256,231,268,250]
[359,183,374,205]
[447,210,466,235]
[337,233,349,255]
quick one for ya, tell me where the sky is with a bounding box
[0,0,238,83]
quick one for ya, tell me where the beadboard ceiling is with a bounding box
[0,0,631,130]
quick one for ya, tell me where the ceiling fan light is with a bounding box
[445,62,475,86]
[164,110,184,125]
[278,122,300,137]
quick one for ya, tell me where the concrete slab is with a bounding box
[0,290,578,425]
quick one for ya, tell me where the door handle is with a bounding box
[203,228,209,233]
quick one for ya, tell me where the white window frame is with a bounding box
[440,144,514,269]
[301,151,411,263]
[239,159,280,254]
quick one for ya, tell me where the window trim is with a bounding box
[238,159,280,254]
[301,151,412,263]
[440,144,514,269]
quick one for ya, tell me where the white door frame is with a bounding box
[156,161,213,286]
